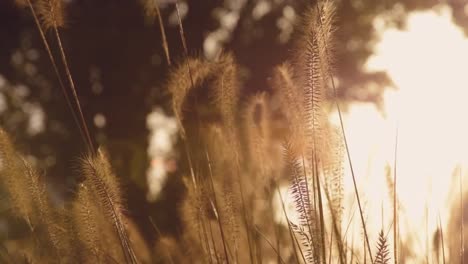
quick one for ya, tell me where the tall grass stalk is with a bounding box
[314,2,373,262]
[52,21,95,153]
[25,0,90,152]
[156,4,171,65]
[254,225,286,264]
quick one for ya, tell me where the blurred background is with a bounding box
[2,0,468,259]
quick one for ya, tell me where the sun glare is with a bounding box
[341,5,468,261]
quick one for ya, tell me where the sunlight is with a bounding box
[146,108,178,201]
[341,5,468,261]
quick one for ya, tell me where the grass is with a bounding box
[1,0,459,263]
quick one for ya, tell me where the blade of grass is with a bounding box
[313,154,327,264]
[174,3,237,262]
[207,218,222,264]
[234,163,255,264]
[149,217,176,264]
[205,150,231,264]
[155,4,171,65]
[26,0,90,153]
[253,225,286,264]
[276,186,306,264]
[52,25,95,154]
[322,177,346,264]
[394,125,399,264]
[438,214,446,264]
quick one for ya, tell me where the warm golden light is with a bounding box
[340,5,468,262]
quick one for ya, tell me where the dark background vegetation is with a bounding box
[1,0,467,243]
